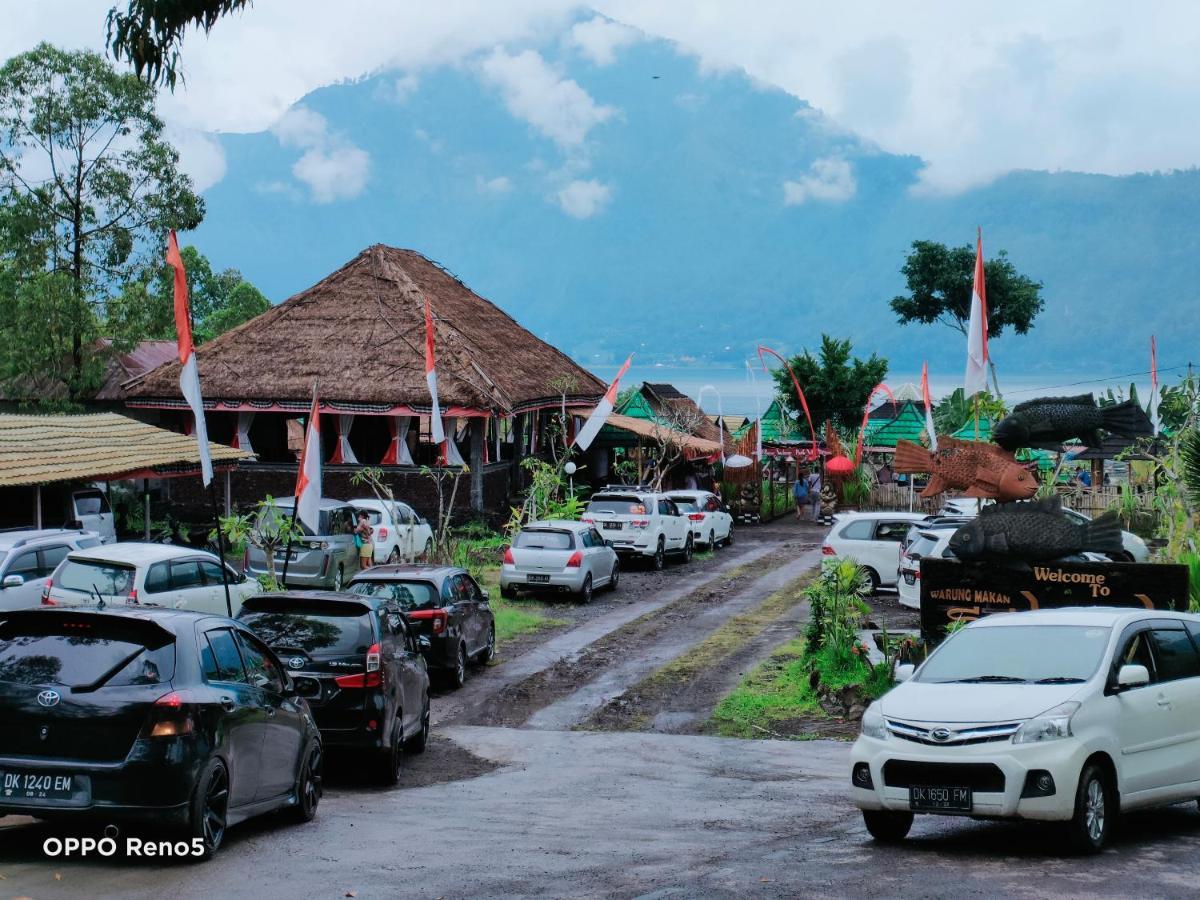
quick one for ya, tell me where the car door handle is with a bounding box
[220,696,235,711]
[1157,698,1173,709]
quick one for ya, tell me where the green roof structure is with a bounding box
[862,400,928,448]
[950,418,994,441]
[756,399,806,443]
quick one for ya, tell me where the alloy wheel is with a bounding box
[609,563,620,592]
[653,541,665,571]
[202,764,229,851]
[453,643,467,688]
[708,530,715,550]
[1085,778,1105,843]
[581,574,593,604]
[334,564,344,591]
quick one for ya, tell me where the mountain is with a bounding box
[190,22,1200,379]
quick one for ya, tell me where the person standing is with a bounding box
[354,511,374,571]
[806,467,822,522]
[793,468,810,521]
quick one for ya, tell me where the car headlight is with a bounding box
[1012,701,1080,744]
[860,704,888,740]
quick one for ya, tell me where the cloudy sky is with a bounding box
[4,0,1200,197]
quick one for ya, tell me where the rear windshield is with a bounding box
[671,500,700,512]
[74,491,110,516]
[587,497,647,515]
[239,601,372,655]
[56,559,136,596]
[0,616,174,688]
[907,535,939,558]
[348,580,440,611]
[514,530,575,550]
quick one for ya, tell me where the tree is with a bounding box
[639,402,711,491]
[0,43,203,400]
[770,335,888,431]
[106,0,253,89]
[890,240,1045,338]
[215,496,304,590]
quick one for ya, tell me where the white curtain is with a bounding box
[394,415,413,465]
[443,417,466,466]
[332,413,358,464]
[233,411,255,453]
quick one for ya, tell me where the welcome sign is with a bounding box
[919,559,1190,643]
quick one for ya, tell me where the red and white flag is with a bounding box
[425,297,445,445]
[921,362,938,451]
[575,354,632,452]
[1150,336,1160,434]
[294,389,322,535]
[168,231,213,487]
[964,228,989,397]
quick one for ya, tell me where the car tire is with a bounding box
[725,527,734,546]
[1069,764,1114,853]
[448,642,467,689]
[580,574,593,604]
[187,758,230,860]
[708,529,716,550]
[608,560,620,592]
[404,696,430,754]
[862,809,913,843]
[379,721,403,786]
[500,584,517,600]
[475,623,496,665]
[652,539,665,571]
[863,567,880,593]
[333,564,345,592]
[289,742,322,821]
[681,535,694,563]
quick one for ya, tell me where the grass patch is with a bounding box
[475,565,567,644]
[710,638,819,738]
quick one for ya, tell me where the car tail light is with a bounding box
[366,642,381,673]
[914,571,921,580]
[407,609,448,635]
[334,671,383,689]
[503,546,515,565]
[631,519,649,529]
[688,513,705,522]
[821,545,836,556]
[142,691,195,738]
[581,517,594,524]
[127,588,138,604]
[377,526,388,541]
[41,579,54,605]
[566,550,583,568]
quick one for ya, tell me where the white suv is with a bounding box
[0,529,103,611]
[821,512,928,590]
[583,488,692,570]
[851,608,1200,853]
[351,498,434,564]
[666,490,734,550]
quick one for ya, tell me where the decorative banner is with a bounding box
[294,389,322,535]
[921,362,937,451]
[575,353,633,452]
[964,227,989,398]
[167,230,213,486]
[920,559,1189,645]
[425,297,445,445]
[757,345,819,460]
[1150,335,1160,434]
[745,360,763,460]
[854,382,897,466]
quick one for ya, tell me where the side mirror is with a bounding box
[1117,664,1150,690]
[894,663,915,683]
[2,574,24,589]
[480,590,490,602]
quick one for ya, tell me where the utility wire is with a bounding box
[1002,362,1193,397]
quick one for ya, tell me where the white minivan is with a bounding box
[821,511,928,590]
[851,608,1200,853]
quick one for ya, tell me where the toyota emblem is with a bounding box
[931,727,951,743]
[37,689,60,708]
[288,657,305,670]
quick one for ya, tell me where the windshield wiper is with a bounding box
[946,675,1028,684]
[1034,676,1086,684]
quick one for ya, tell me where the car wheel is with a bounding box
[333,564,345,592]
[608,560,620,592]
[652,539,665,571]
[580,574,593,604]
[448,642,467,689]
[289,741,322,821]
[188,758,229,859]
[862,809,913,843]
[404,696,430,754]
[500,584,517,600]
[682,535,694,563]
[475,623,496,665]
[863,567,880,593]
[708,529,716,550]
[379,720,403,786]
[725,527,734,546]
[1069,764,1113,853]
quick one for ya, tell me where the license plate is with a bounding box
[0,770,81,803]
[602,522,623,531]
[527,574,550,583]
[909,785,972,811]
[903,572,916,585]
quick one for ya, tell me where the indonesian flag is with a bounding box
[1150,335,1160,434]
[921,361,938,451]
[964,228,989,397]
[425,297,445,445]
[294,390,322,535]
[575,354,632,452]
[168,231,213,487]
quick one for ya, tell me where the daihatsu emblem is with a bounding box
[931,727,951,743]
[37,690,60,708]
[288,657,305,670]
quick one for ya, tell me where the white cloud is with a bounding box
[166,127,227,192]
[570,15,641,66]
[477,175,513,194]
[556,179,611,218]
[782,157,856,205]
[479,47,618,148]
[387,73,420,103]
[269,105,370,202]
[271,107,329,148]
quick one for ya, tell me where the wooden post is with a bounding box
[34,485,42,529]
[143,478,151,540]
[469,418,485,513]
[510,413,525,491]
[224,469,232,516]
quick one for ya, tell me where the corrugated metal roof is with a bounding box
[0,413,249,487]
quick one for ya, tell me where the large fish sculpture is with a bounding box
[893,436,1038,501]
[993,394,1153,451]
[947,497,1123,561]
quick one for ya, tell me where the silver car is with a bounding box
[499,520,619,603]
[246,498,362,590]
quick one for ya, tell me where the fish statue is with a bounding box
[993,394,1153,451]
[947,497,1123,561]
[893,436,1038,501]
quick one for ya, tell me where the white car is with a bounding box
[897,526,959,610]
[0,529,103,611]
[582,488,692,570]
[352,497,434,564]
[500,520,620,602]
[43,543,257,615]
[851,608,1200,853]
[666,490,734,550]
[821,512,928,590]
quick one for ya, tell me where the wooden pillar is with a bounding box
[34,485,42,529]
[510,413,526,487]
[469,418,485,513]
[143,478,151,540]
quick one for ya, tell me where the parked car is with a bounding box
[939,498,1149,562]
[238,591,430,784]
[897,526,960,610]
[347,565,495,688]
[851,608,1200,853]
[42,543,257,615]
[3,483,118,544]
[0,529,103,611]
[0,606,322,858]
[582,488,692,570]
[351,498,434,564]
[500,520,619,603]
[246,498,361,590]
[821,512,928,590]
[666,490,734,550]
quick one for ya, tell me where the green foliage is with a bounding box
[891,239,1045,338]
[1160,372,1199,433]
[840,465,873,506]
[214,496,304,584]
[770,334,888,430]
[803,557,870,652]
[1182,429,1200,513]
[106,0,253,89]
[505,456,585,536]
[933,388,1007,435]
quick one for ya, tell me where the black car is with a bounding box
[347,565,495,689]
[0,606,322,858]
[237,591,430,785]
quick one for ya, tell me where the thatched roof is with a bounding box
[603,413,724,458]
[0,413,248,487]
[126,245,604,414]
[0,339,176,405]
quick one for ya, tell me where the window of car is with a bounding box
[144,562,170,594]
[349,580,440,611]
[586,496,647,515]
[658,500,678,516]
[838,519,875,540]
[239,598,375,653]
[198,560,229,586]
[1118,631,1156,681]
[397,504,416,525]
[39,545,70,577]
[0,615,174,688]
[705,496,721,512]
[55,558,135,596]
[588,528,606,547]
[73,490,110,516]
[873,521,910,542]
[77,536,102,549]
[170,560,205,591]
[1148,628,1200,682]
[514,529,575,550]
[203,629,248,683]
[917,624,1112,684]
[383,608,407,638]
[672,499,700,513]
[235,631,286,693]
[326,507,355,536]
[7,551,38,579]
